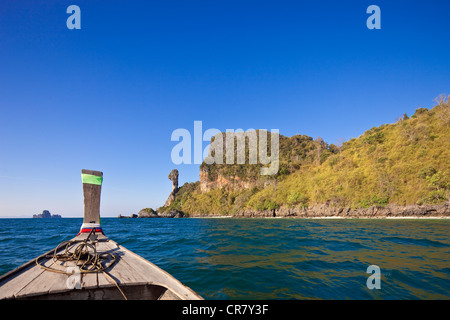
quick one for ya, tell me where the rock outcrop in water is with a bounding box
[135,169,187,218]
[137,208,158,218]
[33,210,61,218]
[158,210,185,218]
[164,169,179,207]
[120,208,185,219]
[117,214,138,218]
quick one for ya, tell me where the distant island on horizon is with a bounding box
[32,210,61,219]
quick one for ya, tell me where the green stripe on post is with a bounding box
[81,173,103,185]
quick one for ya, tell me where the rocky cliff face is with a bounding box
[199,168,259,192]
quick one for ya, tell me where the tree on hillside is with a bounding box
[314,136,326,165]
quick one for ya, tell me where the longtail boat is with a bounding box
[0,170,203,300]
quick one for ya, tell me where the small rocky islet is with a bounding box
[32,210,62,219]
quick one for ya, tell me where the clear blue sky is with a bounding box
[0,1,449,217]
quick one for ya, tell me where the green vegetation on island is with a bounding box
[157,97,449,217]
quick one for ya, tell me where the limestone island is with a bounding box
[136,100,449,219]
[33,210,62,219]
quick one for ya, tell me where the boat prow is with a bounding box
[0,170,203,300]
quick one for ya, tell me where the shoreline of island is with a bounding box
[188,215,450,219]
[127,202,450,219]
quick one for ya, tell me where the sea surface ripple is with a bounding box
[0,218,449,299]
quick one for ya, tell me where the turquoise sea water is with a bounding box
[0,218,449,299]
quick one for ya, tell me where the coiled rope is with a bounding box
[35,228,127,300]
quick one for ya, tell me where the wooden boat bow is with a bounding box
[0,169,203,300]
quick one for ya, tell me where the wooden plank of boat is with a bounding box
[0,169,203,300]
